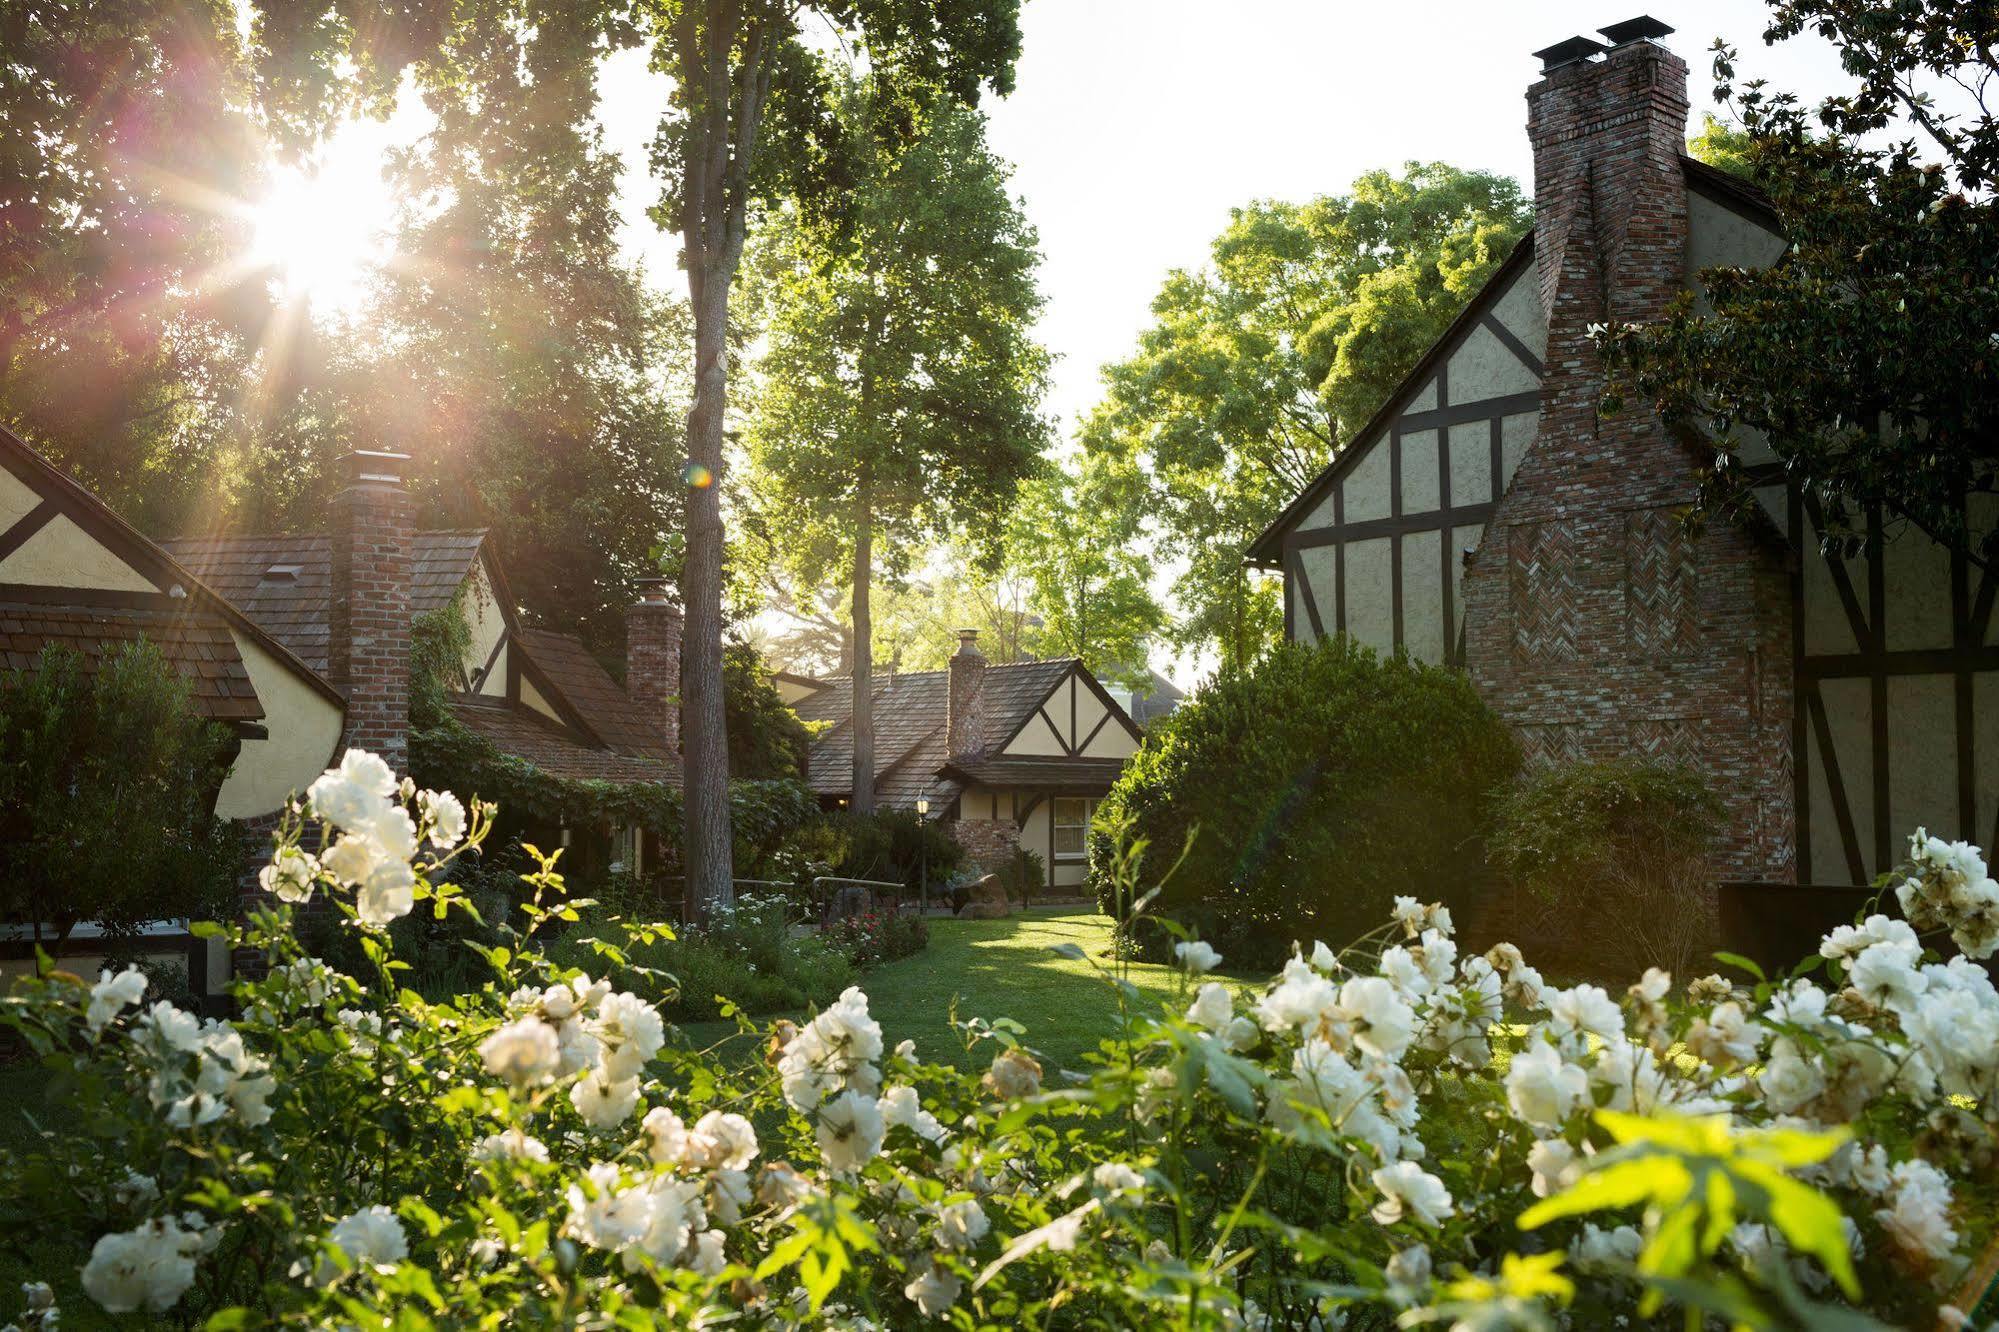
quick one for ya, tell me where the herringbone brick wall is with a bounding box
[1461,37,1796,882]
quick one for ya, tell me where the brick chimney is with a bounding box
[1456,18,1795,886]
[626,576,682,753]
[329,449,412,773]
[946,628,987,762]
[1527,17,1689,329]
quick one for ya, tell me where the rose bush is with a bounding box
[0,750,1994,1329]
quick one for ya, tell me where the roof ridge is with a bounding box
[161,527,489,545]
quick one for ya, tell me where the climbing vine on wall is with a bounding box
[406,600,817,868]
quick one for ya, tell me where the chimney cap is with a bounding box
[1532,34,1608,72]
[342,449,410,486]
[954,628,983,656]
[634,575,676,606]
[1598,15,1674,46]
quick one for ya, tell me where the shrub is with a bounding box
[778,807,967,900]
[821,909,928,968]
[1491,759,1725,977]
[547,890,855,1022]
[0,750,1990,1330]
[0,642,240,950]
[1089,636,1519,966]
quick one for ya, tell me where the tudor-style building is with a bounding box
[790,631,1144,893]
[1250,17,1995,889]
[1,434,685,995]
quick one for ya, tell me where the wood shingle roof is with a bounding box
[157,530,489,673]
[0,602,263,722]
[449,696,680,786]
[513,628,679,767]
[795,658,1090,807]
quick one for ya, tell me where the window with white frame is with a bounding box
[1052,797,1094,859]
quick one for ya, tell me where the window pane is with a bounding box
[1053,826,1086,856]
[1053,797,1087,828]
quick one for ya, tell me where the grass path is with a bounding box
[681,910,1229,1074]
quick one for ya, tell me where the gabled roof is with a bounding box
[158,529,490,673]
[0,602,263,722]
[1245,232,1537,567]
[797,658,1123,807]
[449,695,679,786]
[1247,157,1785,570]
[513,627,678,766]
[0,424,341,715]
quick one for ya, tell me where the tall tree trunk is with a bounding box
[680,265,737,920]
[850,467,876,813]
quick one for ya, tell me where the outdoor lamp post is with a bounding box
[915,794,930,917]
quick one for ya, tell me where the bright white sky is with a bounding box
[288,3,1863,679]
[593,1,1858,432]
[310,2,1861,443]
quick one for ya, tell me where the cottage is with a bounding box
[1249,17,1996,889]
[791,631,1144,893]
[161,449,684,882]
[1,435,685,991]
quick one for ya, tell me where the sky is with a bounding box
[292,3,1867,679]
[595,1,1859,432]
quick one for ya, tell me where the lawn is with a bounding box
[681,910,1225,1074]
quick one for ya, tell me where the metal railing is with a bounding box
[811,875,906,924]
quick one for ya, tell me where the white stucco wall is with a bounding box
[0,514,158,591]
[216,632,345,819]
[458,555,510,695]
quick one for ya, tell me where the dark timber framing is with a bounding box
[1771,462,1998,886]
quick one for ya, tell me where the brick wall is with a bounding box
[946,630,988,762]
[951,817,1020,875]
[329,451,412,774]
[626,577,683,752]
[1459,35,1795,882]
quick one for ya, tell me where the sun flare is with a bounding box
[245,156,395,313]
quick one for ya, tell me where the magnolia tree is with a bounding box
[1,751,1995,1329]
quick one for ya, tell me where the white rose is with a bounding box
[1370,1160,1454,1227]
[1175,939,1221,974]
[478,1017,561,1088]
[1505,1041,1587,1131]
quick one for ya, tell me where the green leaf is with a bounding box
[1519,1156,1688,1230]
[1712,951,1766,980]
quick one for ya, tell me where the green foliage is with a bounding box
[1006,455,1165,689]
[987,846,1048,906]
[1492,760,1722,891]
[1520,1111,1871,1328]
[550,892,856,1022]
[1601,7,1999,562]
[1088,635,1518,965]
[1688,112,1758,179]
[742,74,1050,808]
[819,909,929,969]
[0,767,1984,1329]
[1081,163,1531,671]
[723,641,810,780]
[408,602,819,875]
[0,643,240,947]
[1489,760,1724,975]
[3,4,686,662]
[798,808,968,898]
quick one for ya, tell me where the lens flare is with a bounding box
[682,463,714,489]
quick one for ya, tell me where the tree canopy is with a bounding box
[1601,1,1999,561]
[742,79,1048,810]
[1081,162,1531,671]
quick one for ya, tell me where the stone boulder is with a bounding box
[955,872,1012,920]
